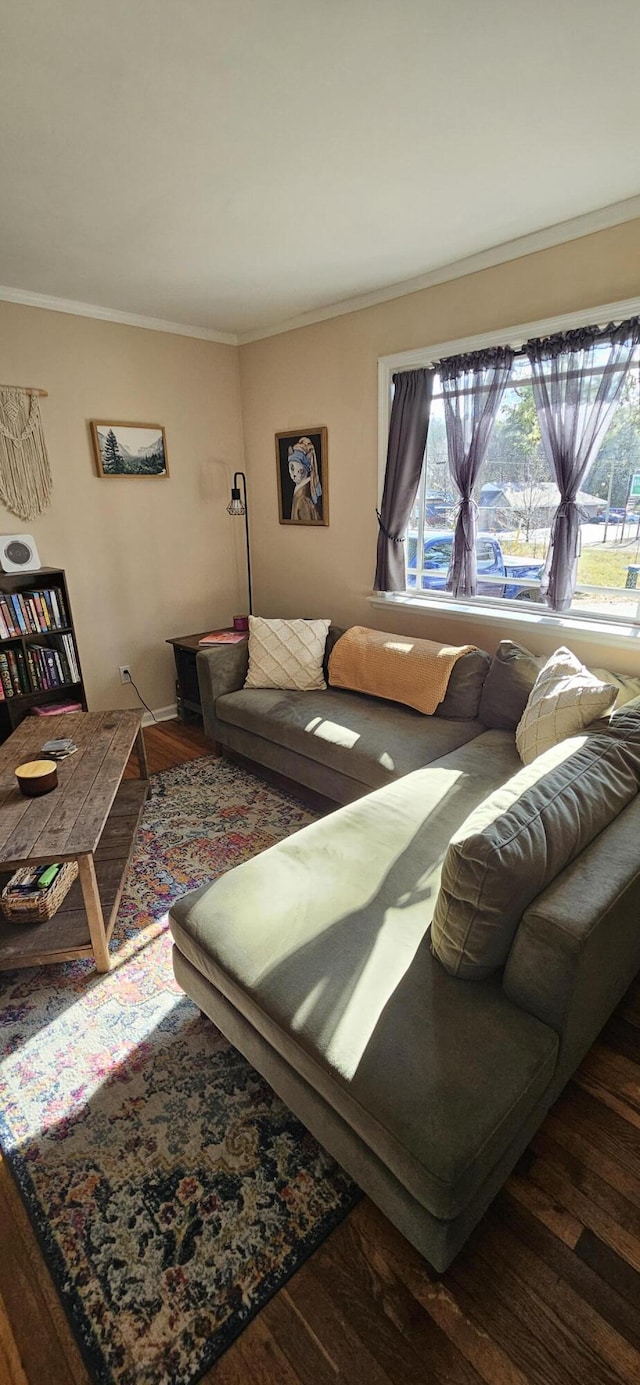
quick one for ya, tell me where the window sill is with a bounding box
[369,592,640,651]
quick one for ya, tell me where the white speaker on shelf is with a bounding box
[0,534,41,572]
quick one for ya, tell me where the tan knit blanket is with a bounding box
[328,626,477,715]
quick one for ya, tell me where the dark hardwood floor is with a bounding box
[2,719,640,1384]
[122,715,212,776]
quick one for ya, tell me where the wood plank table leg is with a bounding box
[77,854,111,972]
[135,725,149,781]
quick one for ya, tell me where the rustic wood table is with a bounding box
[0,710,148,973]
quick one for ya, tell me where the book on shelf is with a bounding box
[0,586,69,640]
[0,634,80,696]
[15,649,29,694]
[31,641,75,691]
[10,595,27,634]
[198,629,247,645]
[30,700,83,716]
[0,598,17,638]
[5,649,24,695]
[61,632,80,682]
[0,654,14,698]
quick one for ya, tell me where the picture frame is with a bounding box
[90,421,169,478]
[275,427,328,525]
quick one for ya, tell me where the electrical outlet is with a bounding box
[119,665,132,685]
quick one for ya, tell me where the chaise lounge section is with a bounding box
[171,631,640,1269]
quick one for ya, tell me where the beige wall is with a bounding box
[239,218,640,674]
[0,301,245,713]
[3,218,640,720]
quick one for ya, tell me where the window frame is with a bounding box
[376,293,640,638]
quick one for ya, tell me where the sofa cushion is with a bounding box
[328,625,480,717]
[593,671,640,711]
[244,616,331,691]
[515,647,617,765]
[216,686,485,788]
[325,628,489,722]
[503,793,640,1049]
[424,727,522,783]
[479,641,640,734]
[434,647,491,720]
[323,624,344,680]
[607,695,640,736]
[479,640,543,730]
[431,730,640,981]
[169,764,558,1220]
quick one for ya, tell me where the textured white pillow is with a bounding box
[515,647,617,765]
[244,617,331,691]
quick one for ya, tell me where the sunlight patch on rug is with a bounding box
[0,757,358,1385]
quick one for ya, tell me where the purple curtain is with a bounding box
[439,346,514,597]
[526,320,640,612]
[374,368,433,591]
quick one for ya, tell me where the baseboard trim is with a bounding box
[142,704,178,727]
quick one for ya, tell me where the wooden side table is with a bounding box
[167,630,247,724]
[166,633,211,723]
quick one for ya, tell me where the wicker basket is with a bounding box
[1,861,79,923]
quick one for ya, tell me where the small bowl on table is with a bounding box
[15,759,59,797]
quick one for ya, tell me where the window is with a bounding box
[403,345,640,624]
[477,539,498,566]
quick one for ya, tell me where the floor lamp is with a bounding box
[226,470,253,616]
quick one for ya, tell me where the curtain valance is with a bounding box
[524,316,640,362]
[436,344,516,381]
[436,317,640,379]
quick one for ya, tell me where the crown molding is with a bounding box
[2,193,640,347]
[237,193,640,345]
[0,284,237,345]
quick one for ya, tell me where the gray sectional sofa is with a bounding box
[196,626,493,802]
[169,630,640,1270]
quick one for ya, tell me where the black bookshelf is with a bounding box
[0,567,87,741]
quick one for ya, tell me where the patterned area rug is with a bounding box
[0,757,358,1385]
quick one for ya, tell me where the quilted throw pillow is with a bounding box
[515,647,617,765]
[244,616,331,691]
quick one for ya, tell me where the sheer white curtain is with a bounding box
[526,320,640,611]
[439,347,514,597]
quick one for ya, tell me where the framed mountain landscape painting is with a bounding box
[91,421,169,477]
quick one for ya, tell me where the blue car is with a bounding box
[407,532,544,601]
[594,508,626,524]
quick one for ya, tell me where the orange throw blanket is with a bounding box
[328,626,477,715]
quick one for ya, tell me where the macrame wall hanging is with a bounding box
[0,386,52,521]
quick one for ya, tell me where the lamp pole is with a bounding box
[227,470,253,615]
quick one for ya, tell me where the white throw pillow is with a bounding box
[515,647,617,765]
[244,616,331,691]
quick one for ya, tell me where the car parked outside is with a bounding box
[593,508,627,523]
[406,531,544,601]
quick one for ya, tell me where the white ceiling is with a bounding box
[2,0,640,340]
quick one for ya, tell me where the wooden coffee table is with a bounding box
[0,710,148,973]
